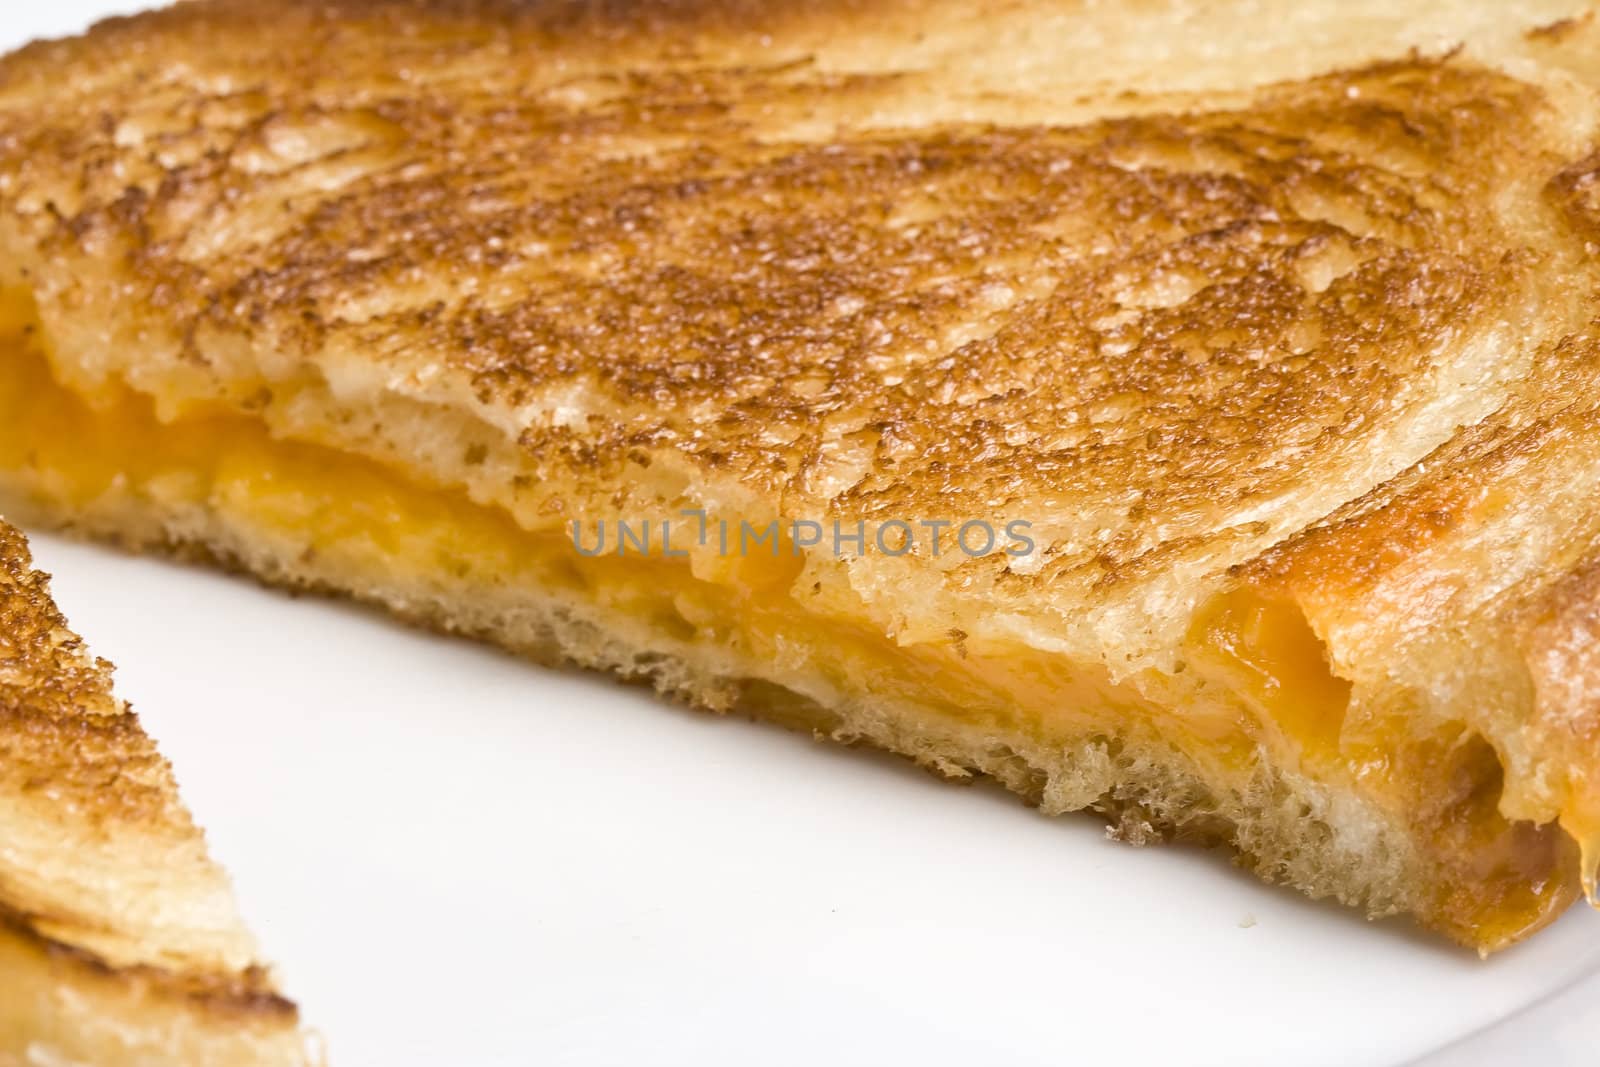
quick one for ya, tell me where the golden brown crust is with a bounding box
[0,53,1554,525]
[0,519,303,1059]
[5,5,1596,661]
[1,525,172,829]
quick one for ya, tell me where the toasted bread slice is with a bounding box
[5,0,1600,951]
[0,520,308,1064]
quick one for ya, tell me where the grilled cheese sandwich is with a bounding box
[6,0,1600,952]
[0,518,307,1065]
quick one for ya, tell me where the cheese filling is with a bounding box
[0,290,1577,946]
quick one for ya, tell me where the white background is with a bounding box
[9,4,1600,1065]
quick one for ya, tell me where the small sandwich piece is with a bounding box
[0,521,307,1064]
[5,0,1600,951]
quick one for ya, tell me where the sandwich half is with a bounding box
[0,519,308,1064]
[5,0,1600,950]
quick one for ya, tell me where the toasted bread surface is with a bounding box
[0,520,306,1065]
[6,0,1600,950]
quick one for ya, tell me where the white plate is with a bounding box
[9,5,1600,1065]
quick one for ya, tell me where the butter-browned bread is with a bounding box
[0,520,308,1063]
[6,0,1600,952]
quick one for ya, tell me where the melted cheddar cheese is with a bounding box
[0,291,1576,948]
